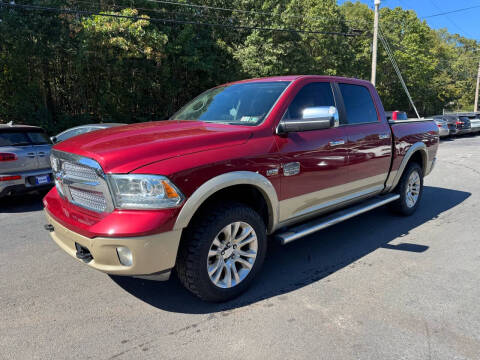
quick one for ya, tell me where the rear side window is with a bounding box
[284,82,335,120]
[339,84,378,124]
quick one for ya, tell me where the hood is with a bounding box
[54,120,252,173]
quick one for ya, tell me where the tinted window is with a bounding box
[0,132,30,146]
[172,82,290,126]
[0,131,50,146]
[339,84,378,124]
[284,82,335,120]
[27,132,50,144]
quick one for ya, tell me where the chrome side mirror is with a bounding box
[278,106,340,133]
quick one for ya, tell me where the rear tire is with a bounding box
[389,162,423,216]
[176,203,267,302]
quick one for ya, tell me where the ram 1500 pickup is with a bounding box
[43,76,438,301]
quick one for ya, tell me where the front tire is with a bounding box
[389,162,423,216]
[176,203,267,302]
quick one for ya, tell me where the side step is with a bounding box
[275,193,400,245]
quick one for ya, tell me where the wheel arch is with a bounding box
[385,142,428,192]
[174,171,279,234]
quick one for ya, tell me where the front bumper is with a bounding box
[44,210,182,279]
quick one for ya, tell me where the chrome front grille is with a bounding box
[69,187,107,213]
[62,162,98,182]
[51,150,113,213]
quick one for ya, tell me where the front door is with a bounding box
[275,81,350,225]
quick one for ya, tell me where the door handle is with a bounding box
[38,152,46,157]
[378,133,390,139]
[329,140,345,146]
[27,152,36,158]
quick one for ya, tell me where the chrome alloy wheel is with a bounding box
[207,222,258,289]
[405,170,421,208]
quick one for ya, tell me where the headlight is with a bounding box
[108,174,184,209]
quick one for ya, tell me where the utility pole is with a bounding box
[474,58,480,113]
[371,0,381,86]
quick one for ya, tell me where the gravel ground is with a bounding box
[1,135,479,360]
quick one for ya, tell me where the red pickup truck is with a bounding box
[44,76,438,301]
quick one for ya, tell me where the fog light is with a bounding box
[116,246,133,266]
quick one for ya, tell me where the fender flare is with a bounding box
[384,142,428,192]
[174,171,279,233]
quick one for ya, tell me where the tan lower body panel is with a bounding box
[278,173,388,224]
[45,210,182,276]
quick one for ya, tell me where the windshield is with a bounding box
[56,127,97,143]
[171,81,290,126]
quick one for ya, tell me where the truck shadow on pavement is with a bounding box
[111,186,470,314]
[0,192,46,213]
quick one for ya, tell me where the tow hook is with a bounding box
[44,224,54,232]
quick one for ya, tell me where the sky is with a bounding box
[338,0,480,40]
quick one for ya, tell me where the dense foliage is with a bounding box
[0,0,478,133]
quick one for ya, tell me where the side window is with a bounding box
[339,83,378,124]
[284,82,335,120]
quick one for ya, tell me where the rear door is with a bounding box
[0,130,38,174]
[335,82,392,195]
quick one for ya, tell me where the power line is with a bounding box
[423,4,480,19]
[0,2,364,37]
[74,0,366,32]
[426,0,475,39]
[145,0,359,25]
[378,27,420,118]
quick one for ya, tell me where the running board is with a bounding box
[275,193,400,245]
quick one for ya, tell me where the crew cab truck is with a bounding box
[43,76,438,302]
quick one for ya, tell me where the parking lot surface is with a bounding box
[1,136,480,360]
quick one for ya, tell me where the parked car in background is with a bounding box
[432,117,449,137]
[464,113,480,133]
[44,75,438,302]
[455,115,472,135]
[51,123,125,144]
[0,124,53,198]
[433,115,464,136]
[386,110,408,121]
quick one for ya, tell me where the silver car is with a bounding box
[432,117,449,137]
[465,113,480,133]
[0,125,53,198]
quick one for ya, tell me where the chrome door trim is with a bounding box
[173,171,279,234]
